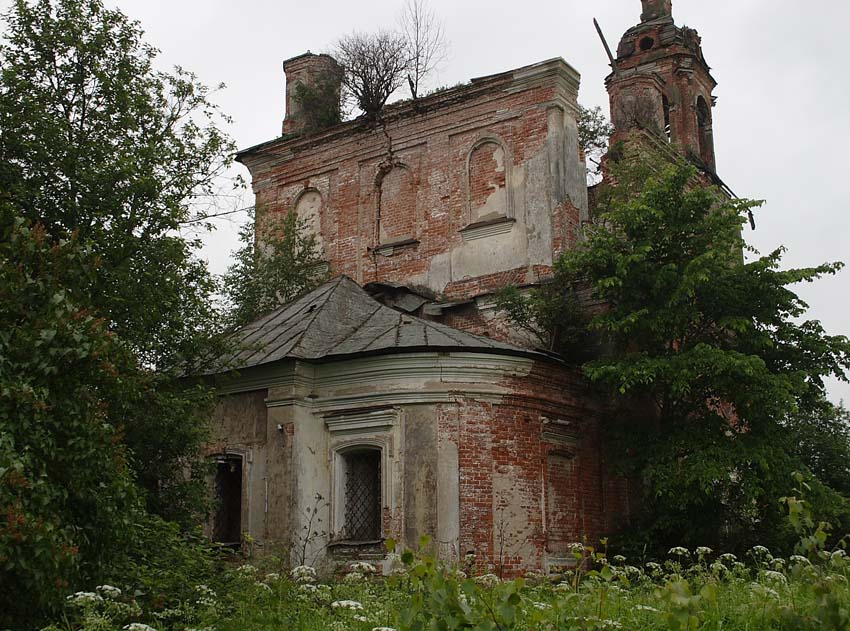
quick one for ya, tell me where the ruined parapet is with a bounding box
[282,52,342,135]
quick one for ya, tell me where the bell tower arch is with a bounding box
[606,1,718,172]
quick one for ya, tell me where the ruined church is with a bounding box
[204,0,719,574]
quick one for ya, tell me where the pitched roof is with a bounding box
[208,276,538,374]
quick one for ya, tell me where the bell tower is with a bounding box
[606,0,717,172]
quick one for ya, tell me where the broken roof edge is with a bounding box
[199,274,569,378]
[235,56,581,163]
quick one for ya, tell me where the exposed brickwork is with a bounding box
[444,362,628,576]
[238,58,586,307]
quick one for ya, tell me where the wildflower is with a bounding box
[195,584,218,608]
[749,545,771,560]
[710,561,728,575]
[291,565,317,583]
[235,564,258,577]
[464,552,477,562]
[601,621,623,629]
[331,600,364,611]
[96,585,122,598]
[66,592,103,606]
[354,615,369,622]
[373,628,398,631]
[123,624,155,631]
[299,583,318,593]
[254,581,273,592]
[612,554,626,564]
[474,573,500,588]
[635,605,659,613]
[264,572,281,583]
[668,546,690,558]
[344,571,366,584]
[762,570,787,585]
[789,555,810,565]
[569,542,585,554]
[695,546,713,558]
[831,550,848,561]
[531,601,551,610]
[771,558,786,570]
[350,561,378,574]
[719,553,737,564]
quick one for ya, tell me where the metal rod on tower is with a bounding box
[593,18,618,73]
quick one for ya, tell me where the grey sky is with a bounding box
[4,0,849,403]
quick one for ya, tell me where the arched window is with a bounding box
[696,95,714,167]
[293,189,324,251]
[662,94,672,142]
[467,138,511,224]
[377,165,416,245]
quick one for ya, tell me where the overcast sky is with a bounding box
[4,0,849,403]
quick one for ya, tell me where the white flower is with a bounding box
[299,583,318,593]
[474,573,500,588]
[695,547,713,558]
[123,624,155,631]
[568,542,585,554]
[66,592,103,606]
[749,545,771,559]
[291,565,317,584]
[531,601,551,610]
[762,570,788,585]
[831,550,848,561]
[354,615,369,622]
[343,571,365,584]
[668,546,690,557]
[719,553,738,564]
[264,572,281,583]
[635,605,659,612]
[235,564,258,577]
[331,600,364,611]
[254,581,273,592]
[96,585,122,598]
[789,555,810,565]
[372,628,398,631]
[601,621,623,629]
[612,554,626,564]
[350,561,377,574]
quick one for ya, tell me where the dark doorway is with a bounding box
[213,455,242,545]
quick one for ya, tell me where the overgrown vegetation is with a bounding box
[499,153,850,556]
[0,0,235,625]
[221,209,329,329]
[42,486,850,631]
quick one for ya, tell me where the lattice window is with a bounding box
[342,449,381,541]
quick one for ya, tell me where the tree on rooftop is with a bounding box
[333,29,410,120]
[399,0,448,100]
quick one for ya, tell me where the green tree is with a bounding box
[0,0,234,521]
[0,216,140,627]
[222,209,329,328]
[502,154,850,552]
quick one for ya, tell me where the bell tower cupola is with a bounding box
[606,0,718,172]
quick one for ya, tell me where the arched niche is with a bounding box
[376,164,416,245]
[696,95,715,168]
[293,188,324,251]
[466,137,513,225]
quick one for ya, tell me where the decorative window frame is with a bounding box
[463,134,515,229]
[291,187,326,252]
[325,408,402,544]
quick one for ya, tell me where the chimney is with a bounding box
[640,0,672,22]
[282,52,342,135]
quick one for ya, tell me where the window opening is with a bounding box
[662,94,672,142]
[639,36,655,51]
[213,455,242,545]
[342,449,381,541]
[696,96,713,165]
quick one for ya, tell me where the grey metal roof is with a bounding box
[209,275,537,373]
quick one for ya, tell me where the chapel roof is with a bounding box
[208,275,540,373]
